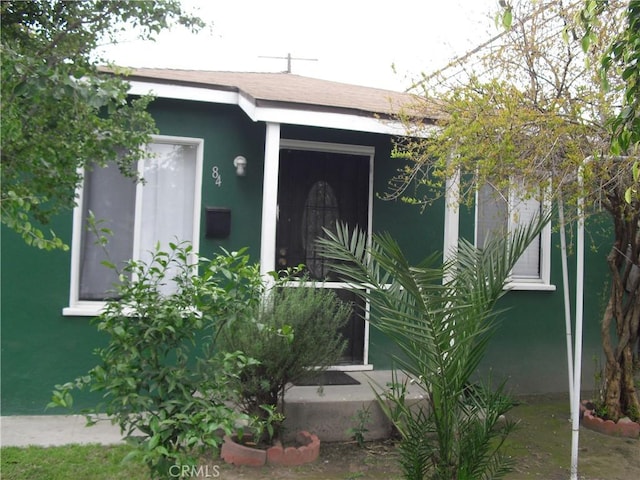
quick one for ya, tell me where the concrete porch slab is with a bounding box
[0,370,426,447]
[284,370,426,442]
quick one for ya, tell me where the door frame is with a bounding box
[275,138,375,370]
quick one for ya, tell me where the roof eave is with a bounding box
[127,79,436,136]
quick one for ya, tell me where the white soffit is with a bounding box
[128,80,238,105]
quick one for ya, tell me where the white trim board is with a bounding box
[128,80,437,136]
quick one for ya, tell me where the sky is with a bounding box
[99,0,501,92]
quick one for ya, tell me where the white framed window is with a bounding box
[475,181,554,291]
[63,135,203,316]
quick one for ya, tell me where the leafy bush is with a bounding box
[217,279,352,440]
[49,243,264,478]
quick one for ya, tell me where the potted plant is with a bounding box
[580,359,640,439]
[217,278,352,466]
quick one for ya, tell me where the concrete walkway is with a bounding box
[1,414,125,447]
[1,370,425,448]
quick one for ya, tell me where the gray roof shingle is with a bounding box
[112,68,441,121]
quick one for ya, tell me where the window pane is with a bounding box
[79,163,136,300]
[138,142,198,294]
[477,182,542,281]
[477,184,508,249]
[511,196,541,278]
[302,180,339,279]
[78,140,198,301]
[138,142,197,255]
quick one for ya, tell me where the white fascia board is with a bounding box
[127,80,438,137]
[237,91,258,120]
[128,80,238,105]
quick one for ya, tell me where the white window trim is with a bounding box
[474,186,555,292]
[63,135,204,316]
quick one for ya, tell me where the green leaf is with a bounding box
[121,449,142,464]
[148,434,160,450]
[502,8,513,29]
[582,33,592,53]
[100,260,117,270]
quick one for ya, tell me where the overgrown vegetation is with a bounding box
[0,0,204,249]
[582,0,640,423]
[318,213,550,480]
[48,240,352,475]
[3,404,640,480]
[49,243,265,478]
[390,0,639,423]
[347,404,373,447]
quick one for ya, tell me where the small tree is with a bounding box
[49,244,264,478]
[0,0,204,249]
[584,0,640,159]
[318,212,551,480]
[389,0,639,422]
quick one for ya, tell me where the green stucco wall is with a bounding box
[1,98,268,415]
[474,210,611,394]
[1,217,105,415]
[148,99,266,258]
[0,98,613,415]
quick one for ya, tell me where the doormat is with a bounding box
[293,371,360,386]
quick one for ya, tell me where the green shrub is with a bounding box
[217,279,352,440]
[49,243,264,479]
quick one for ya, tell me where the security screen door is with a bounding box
[276,147,370,364]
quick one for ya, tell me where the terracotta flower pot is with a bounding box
[220,430,320,467]
[580,400,640,439]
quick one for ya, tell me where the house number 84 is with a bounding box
[211,166,222,187]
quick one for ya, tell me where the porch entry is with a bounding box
[276,144,371,365]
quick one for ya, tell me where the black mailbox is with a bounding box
[205,207,231,239]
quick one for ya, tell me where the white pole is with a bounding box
[570,164,586,480]
[443,166,460,283]
[259,122,281,281]
[558,195,575,418]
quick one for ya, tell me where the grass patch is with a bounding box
[2,399,638,480]
[1,444,148,480]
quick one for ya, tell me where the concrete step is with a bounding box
[284,370,426,442]
[0,370,426,447]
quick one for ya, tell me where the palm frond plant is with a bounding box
[317,210,551,480]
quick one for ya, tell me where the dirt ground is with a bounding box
[205,394,639,480]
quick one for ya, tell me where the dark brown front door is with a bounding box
[276,148,369,364]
